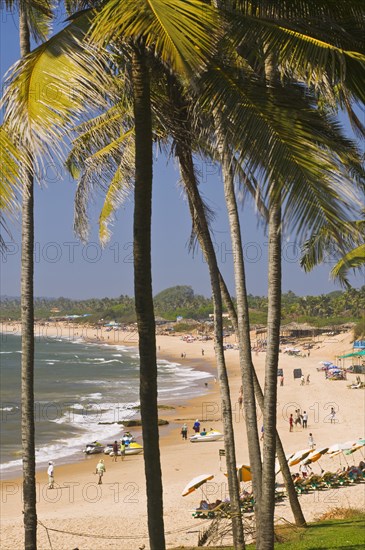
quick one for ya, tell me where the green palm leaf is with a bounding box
[0,125,24,214]
[91,0,218,74]
[331,244,365,287]
[2,10,110,148]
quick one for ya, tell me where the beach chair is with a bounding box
[192,500,230,519]
[293,477,310,494]
[320,471,340,488]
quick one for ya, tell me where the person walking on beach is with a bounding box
[181,423,188,440]
[302,411,308,429]
[308,433,315,449]
[201,348,204,356]
[280,375,284,386]
[47,461,54,489]
[300,374,305,386]
[112,440,119,461]
[306,374,310,384]
[289,414,294,432]
[95,459,106,484]
[330,407,336,423]
[120,441,126,460]
[294,409,302,428]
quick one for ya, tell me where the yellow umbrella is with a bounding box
[237,464,252,482]
[224,464,252,482]
[182,474,214,497]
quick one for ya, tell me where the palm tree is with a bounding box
[168,81,244,544]
[2,1,53,547]
[3,3,364,547]
[2,4,218,549]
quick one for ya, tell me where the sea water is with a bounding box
[0,333,212,475]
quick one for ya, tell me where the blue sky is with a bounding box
[0,7,362,299]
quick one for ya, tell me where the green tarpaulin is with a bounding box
[338,350,365,358]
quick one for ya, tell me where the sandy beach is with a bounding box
[1,323,364,549]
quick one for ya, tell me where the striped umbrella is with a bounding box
[288,448,312,466]
[182,474,214,497]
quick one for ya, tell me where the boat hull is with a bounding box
[190,432,224,443]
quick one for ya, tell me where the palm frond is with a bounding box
[91,0,219,75]
[2,10,112,153]
[197,64,364,239]
[225,3,365,102]
[331,244,365,288]
[0,125,24,215]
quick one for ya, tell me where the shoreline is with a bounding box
[0,324,220,480]
[1,324,364,549]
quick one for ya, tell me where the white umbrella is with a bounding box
[288,448,312,466]
[300,447,329,472]
[182,474,214,497]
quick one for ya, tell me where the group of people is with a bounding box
[300,374,310,385]
[181,420,215,439]
[111,440,126,461]
[289,408,309,431]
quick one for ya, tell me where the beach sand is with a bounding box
[1,324,364,549]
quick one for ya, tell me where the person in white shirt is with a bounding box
[308,433,315,450]
[47,461,54,489]
[302,411,308,429]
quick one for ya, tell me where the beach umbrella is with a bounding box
[328,443,351,466]
[224,464,252,482]
[320,361,333,366]
[237,464,252,482]
[344,443,365,460]
[182,474,214,497]
[300,447,329,472]
[288,448,312,466]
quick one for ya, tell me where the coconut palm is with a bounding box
[67,67,246,549]
[2,2,364,547]
[206,3,365,545]
[2,4,218,548]
[1,1,53,547]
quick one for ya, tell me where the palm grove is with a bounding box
[1,1,364,549]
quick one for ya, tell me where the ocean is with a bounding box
[0,333,212,476]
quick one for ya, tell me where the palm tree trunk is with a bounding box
[177,144,245,549]
[131,44,165,550]
[19,6,37,549]
[219,250,306,528]
[261,200,281,548]
[165,75,244,548]
[218,141,263,533]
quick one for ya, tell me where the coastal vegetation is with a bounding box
[1,285,363,328]
[171,512,365,549]
[1,1,364,549]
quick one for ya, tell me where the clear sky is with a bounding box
[0,7,362,299]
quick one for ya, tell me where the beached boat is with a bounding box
[106,442,144,456]
[190,430,224,443]
[83,441,104,454]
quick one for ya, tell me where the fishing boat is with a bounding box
[190,430,224,443]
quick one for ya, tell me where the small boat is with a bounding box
[83,441,105,454]
[107,442,144,456]
[190,430,224,443]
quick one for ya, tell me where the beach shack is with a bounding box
[354,340,365,351]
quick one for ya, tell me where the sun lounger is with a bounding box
[192,501,230,519]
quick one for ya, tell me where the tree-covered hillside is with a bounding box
[0,285,364,329]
